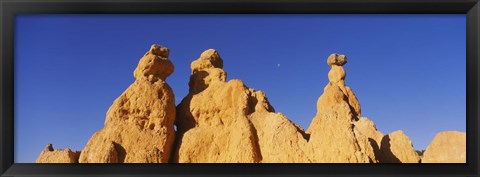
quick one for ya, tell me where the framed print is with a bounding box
[1,0,479,176]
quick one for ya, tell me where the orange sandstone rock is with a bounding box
[353,117,384,163]
[36,144,80,163]
[174,49,309,163]
[379,130,420,163]
[78,44,176,163]
[422,131,466,163]
[305,53,371,163]
[35,47,459,164]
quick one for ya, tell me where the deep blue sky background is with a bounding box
[14,14,465,163]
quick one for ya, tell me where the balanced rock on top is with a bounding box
[78,44,176,163]
[305,53,371,163]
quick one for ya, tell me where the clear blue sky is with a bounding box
[14,14,465,163]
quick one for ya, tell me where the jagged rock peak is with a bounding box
[175,49,309,163]
[191,49,224,73]
[133,44,174,81]
[36,144,81,163]
[45,143,54,151]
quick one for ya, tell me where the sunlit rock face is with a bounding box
[35,47,462,164]
[353,117,384,163]
[422,131,466,163]
[174,49,309,163]
[78,44,176,163]
[36,144,81,163]
[305,53,372,163]
[378,130,421,163]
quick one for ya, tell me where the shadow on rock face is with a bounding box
[113,142,126,163]
[368,137,382,162]
[188,71,210,95]
[379,135,401,163]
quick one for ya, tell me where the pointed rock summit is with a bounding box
[379,130,420,163]
[78,44,176,163]
[174,49,309,162]
[36,144,81,163]
[36,47,463,164]
[305,53,370,163]
[422,131,466,163]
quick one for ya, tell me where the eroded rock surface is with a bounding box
[422,131,466,163]
[353,117,384,163]
[379,130,420,163]
[35,47,461,164]
[174,49,309,163]
[305,53,371,163]
[78,44,176,163]
[36,144,81,163]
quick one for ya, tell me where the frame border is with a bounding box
[1,0,479,176]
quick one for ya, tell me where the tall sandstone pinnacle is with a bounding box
[422,131,466,163]
[305,53,371,163]
[35,46,463,163]
[174,49,309,163]
[78,44,176,163]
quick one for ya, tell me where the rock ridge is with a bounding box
[35,46,465,164]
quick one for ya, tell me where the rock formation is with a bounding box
[35,46,463,164]
[378,130,420,163]
[248,110,310,162]
[353,118,422,163]
[422,131,466,163]
[78,44,176,163]
[353,117,384,163]
[174,49,309,163]
[36,144,80,163]
[305,53,371,163]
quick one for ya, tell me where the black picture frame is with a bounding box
[1,0,479,176]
